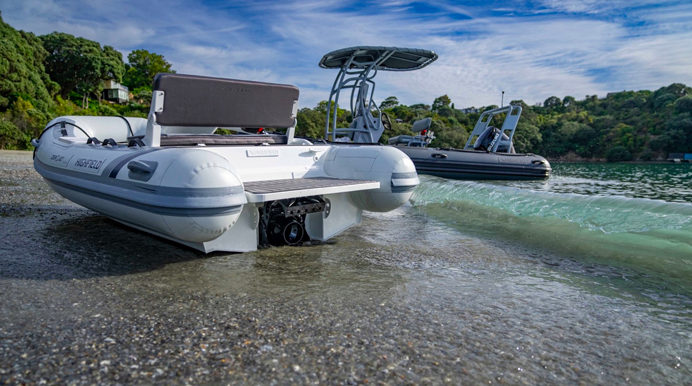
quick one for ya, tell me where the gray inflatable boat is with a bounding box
[388,106,551,180]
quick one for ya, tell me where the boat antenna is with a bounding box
[501,91,504,107]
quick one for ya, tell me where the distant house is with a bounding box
[102,80,129,104]
[460,107,479,114]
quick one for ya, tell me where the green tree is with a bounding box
[379,96,399,109]
[674,95,692,114]
[655,83,689,99]
[543,96,562,109]
[429,118,466,148]
[409,103,430,111]
[431,95,451,113]
[0,12,57,111]
[0,96,47,149]
[608,123,643,153]
[513,122,542,153]
[391,104,415,122]
[437,106,454,118]
[453,109,471,126]
[571,124,599,157]
[296,107,325,139]
[123,49,175,90]
[562,96,576,107]
[654,93,676,110]
[605,146,632,162]
[663,113,692,152]
[40,32,125,106]
[316,100,347,119]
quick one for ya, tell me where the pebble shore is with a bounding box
[1,150,690,385]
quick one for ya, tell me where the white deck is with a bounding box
[243,178,379,202]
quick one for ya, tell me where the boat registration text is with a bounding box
[246,149,279,157]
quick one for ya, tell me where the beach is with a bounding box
[1,150,690,385]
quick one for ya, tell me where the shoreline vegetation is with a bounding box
[2,13,691,162]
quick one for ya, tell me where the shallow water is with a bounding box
[411,163,692,296]
[2,154,692,384]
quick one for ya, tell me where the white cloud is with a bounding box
[536,0,613,14]
[1,0,157,48]
[534,0,677,15]
[1,0,690,109]
[265,7,627,107]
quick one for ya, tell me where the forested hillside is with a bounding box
[297,86,692,161]
[1,13,690,161]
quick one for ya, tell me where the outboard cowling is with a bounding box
[473,126,514,153]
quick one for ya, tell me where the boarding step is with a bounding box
[244,177,379,202]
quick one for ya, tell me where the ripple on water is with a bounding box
[2,152,691,383]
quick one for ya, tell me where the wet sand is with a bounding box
[1,150,690,385]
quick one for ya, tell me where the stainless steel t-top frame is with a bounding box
[319,46,438,143]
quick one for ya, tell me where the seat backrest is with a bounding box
[411,118,432,133]
[152,74,299,128]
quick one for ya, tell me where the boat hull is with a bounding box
[33,116,419,253]
[395,146,551,180]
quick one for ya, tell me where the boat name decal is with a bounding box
[246,149,279,157]
[50,154,65,163]
[74,158,104,170]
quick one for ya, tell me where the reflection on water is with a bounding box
[190,245,408,298]
[2,157,692,383]
[1,199,691,383]
[498,163,692,203]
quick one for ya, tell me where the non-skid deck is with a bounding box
[244,177,379,202]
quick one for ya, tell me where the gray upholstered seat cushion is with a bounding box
[388,135,413,145]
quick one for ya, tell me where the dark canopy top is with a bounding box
[319,46,438,71]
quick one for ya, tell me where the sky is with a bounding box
[2,0,692,109]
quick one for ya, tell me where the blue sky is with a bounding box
[2,0,692,109]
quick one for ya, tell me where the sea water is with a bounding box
[180,162,692,382]
[411,163,692,296]
[5,155,692,383]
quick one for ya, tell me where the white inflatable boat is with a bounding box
[32,74,419,253]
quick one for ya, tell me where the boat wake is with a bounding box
[410,176,692,292]
[412,177,692,234]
